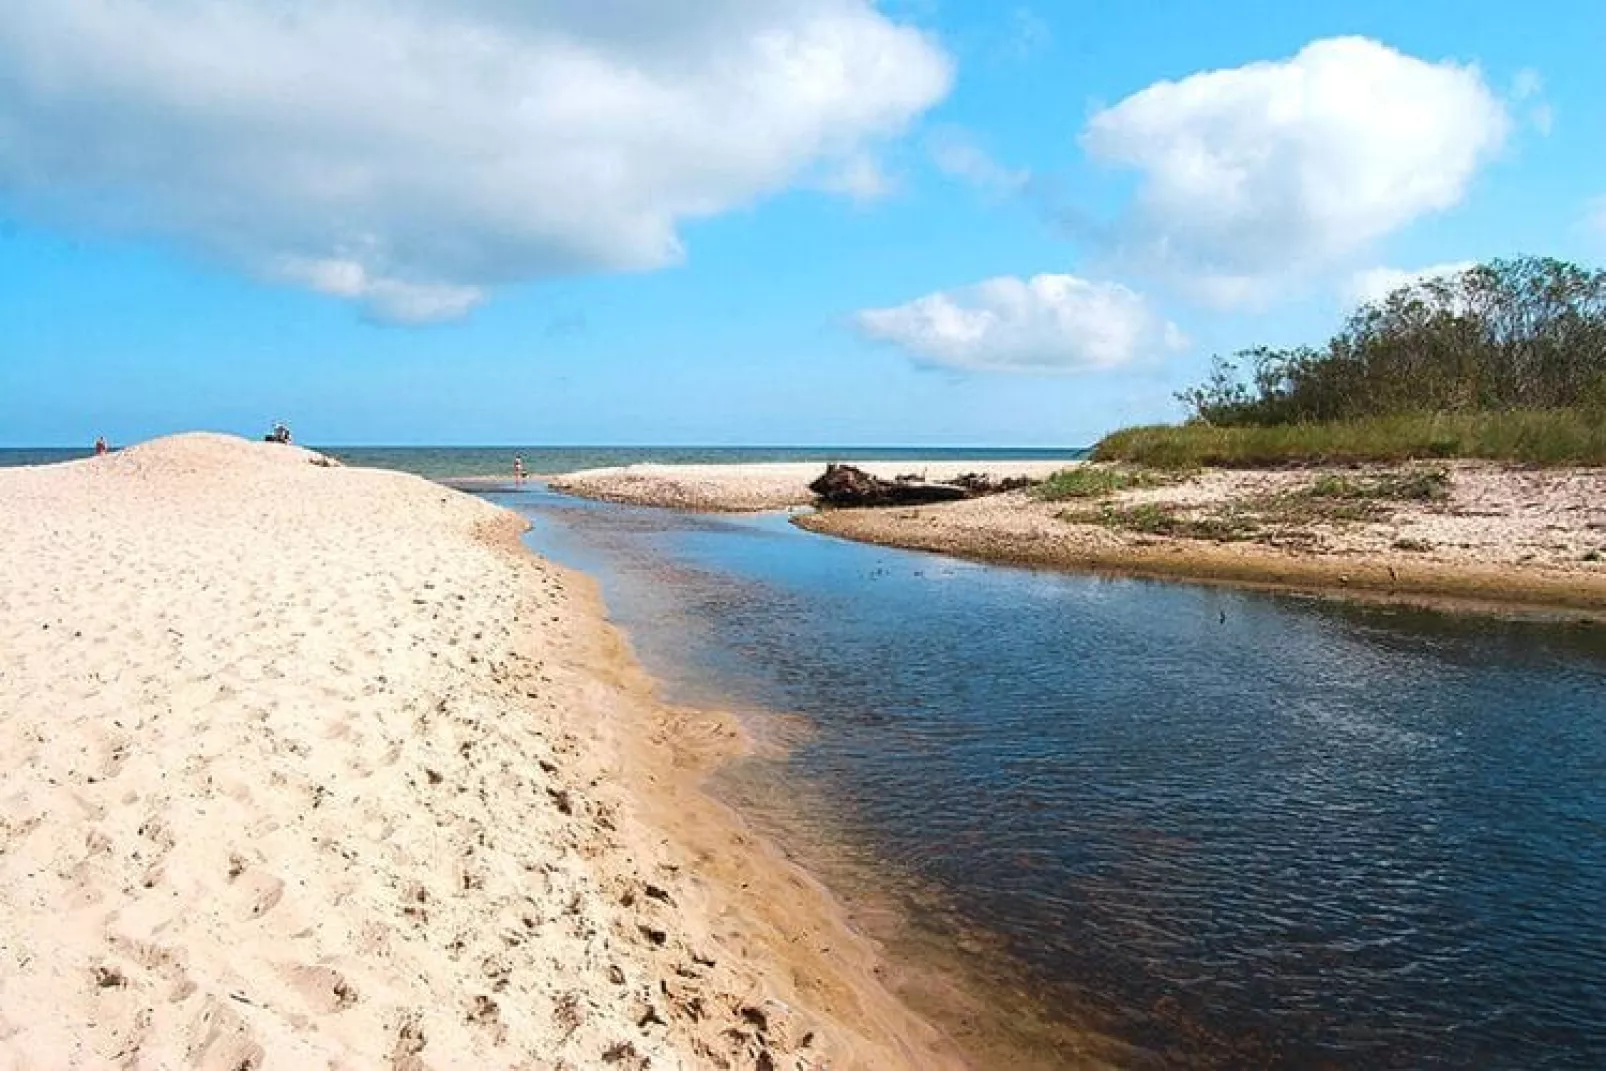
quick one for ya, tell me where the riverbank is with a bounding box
[801,462,1606,619]
[549,461,1074,512]
[0,434,964,1069]
[551,459,1606,618]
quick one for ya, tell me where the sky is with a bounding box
[1,0,1602,447]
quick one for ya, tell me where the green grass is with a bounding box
[1092,409,1606,468]
[1032,465,1180,501]
[1059,469,1455,545]
[1307,468,1451,501]
[1061,503,1261,541]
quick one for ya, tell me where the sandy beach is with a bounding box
[553,460,1606,617]
[0,435,964,1070]
[547,462,1075,513]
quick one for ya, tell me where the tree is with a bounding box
[1177,257,1606,425]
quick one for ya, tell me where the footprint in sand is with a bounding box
[231,868,285,920]
[186,997,265,1071]
[280,964,359,1014]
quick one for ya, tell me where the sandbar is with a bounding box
[548,461,1076,512]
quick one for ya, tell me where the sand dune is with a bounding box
[0,434,959,1070]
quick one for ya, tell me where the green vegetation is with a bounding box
[1095,257,1606,467]
[1061,502,1260,541]
[1094,408,1606,468]
[1062,470,1454,544]
[1032,465,1179,501]
[1306,468,1450,502]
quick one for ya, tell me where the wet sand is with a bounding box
[0,434,968,1070]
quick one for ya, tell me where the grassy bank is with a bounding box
[1092,409,1606,468]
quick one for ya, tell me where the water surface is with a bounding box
[324,445,1083,480]
[1,444,1082,479]
[497,483,1606,1069]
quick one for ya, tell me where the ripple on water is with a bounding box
[508,489,1606,1069]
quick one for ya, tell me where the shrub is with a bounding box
[1177,258,1606,426]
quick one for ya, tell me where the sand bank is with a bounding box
[0,434,963,1070]
[548,461,1075,512]
[799,462,1606,619]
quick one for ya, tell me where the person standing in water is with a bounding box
[513,455,526,483]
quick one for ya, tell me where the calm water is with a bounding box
[0,445,1084,479]
[0,447,94,467]
[326,445,1083,480]
[495,483,1606,1069]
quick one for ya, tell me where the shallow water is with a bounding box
[494,484,1606,1069]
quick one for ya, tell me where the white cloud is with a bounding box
[1346,262,1477,308]
[1081,37,1509,306]
[275,257,485,324]
[928,128,1031,198]
[0,1,950,321]
[855,274,1185,373]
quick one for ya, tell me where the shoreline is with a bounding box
[547,460,1077,513]
[0,435,968,1069]
[549,460,1606,621]
[797,508,1606,623]
[508,484,1139,1070]
[475,519,983,1070]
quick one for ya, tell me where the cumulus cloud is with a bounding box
[0,1,950,321]
[1081,37,1509,306]
[855,274,1185,373]
[1346,262,1477,308]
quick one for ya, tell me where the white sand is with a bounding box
[801,461,1606,617]
[0,434,960,1070]
[549,461,1077,512]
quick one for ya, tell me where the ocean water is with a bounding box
[0,445,1085,479]
[324,446,1085,480]
[497,483,1606,1069]
[0,448,94,467]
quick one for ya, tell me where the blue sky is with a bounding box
[1,0,1602,447]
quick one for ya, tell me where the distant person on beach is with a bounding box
[94,436,108,456]
[513,455,526,483]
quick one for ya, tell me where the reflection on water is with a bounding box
[495,484,1606,1069]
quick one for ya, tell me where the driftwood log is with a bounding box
[808,464,1036,508]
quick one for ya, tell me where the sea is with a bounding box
[0,445,1086,479]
